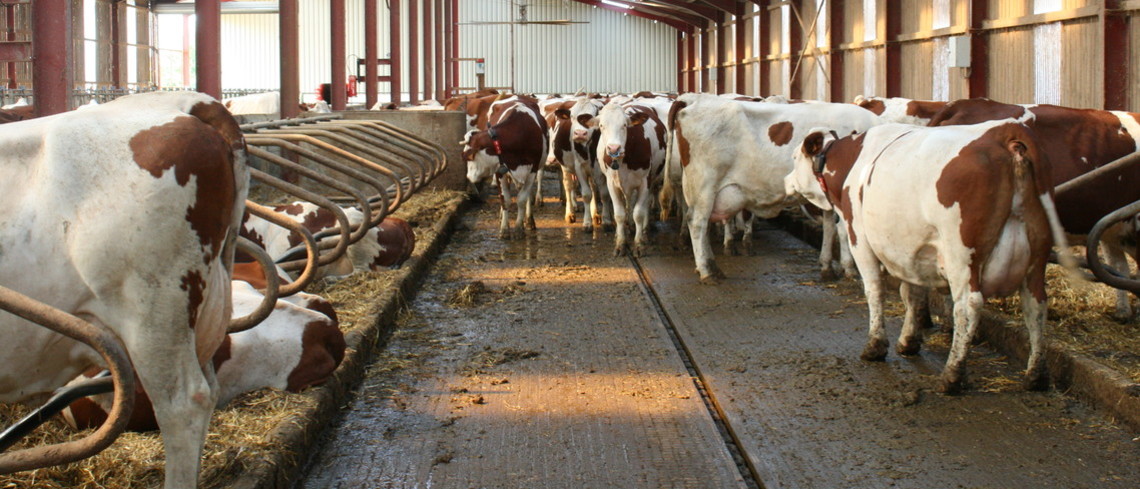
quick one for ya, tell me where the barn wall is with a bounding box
[1060,17,1100,109]
[987,27,1035,104]
[1132,12,1140,112]
[899,40,933,100]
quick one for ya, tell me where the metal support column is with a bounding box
[33,0,72,116]
[423,0,434,101]
[408,0,419,105]
[967,0,988,99]
[196,0,221,99]
[715,12,727,94]
[884,0,902,98]
[390,0,402,106]
[331,0,347,110]
[450,0,458,96]
[281,0,300,118]
[1102,0,1129,110]
[734,3,746,94]
[829,0,845,102]
[365,0,378,109]
[687,31,696,92]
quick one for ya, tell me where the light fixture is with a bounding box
[601,0,632,9]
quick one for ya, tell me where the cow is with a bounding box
[557,97,613,231]
[0,91,248,488]
[442,89,501,130]
[929,98,1140,320]
[61,278,345,432]
[853,95,948,125]
[668,92,880,283]
[785,120,1075,393]
[543,97,584,222]
[224,91,281,118]
[240,203,416,279]
[462,95,549,239]
[592,100,670,256]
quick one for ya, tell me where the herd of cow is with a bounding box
[456,89,1140,397]
[0,91,418,488]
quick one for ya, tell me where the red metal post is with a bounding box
[7,4,16,88]
[734,3,746,94]
[280,0,300,118]
[33,0,72,116]
[195,0,221,99]
[1103,1,1128,110]
[676,31,684,92]
[787,4,802,99]
[423,0,433,101]
[699,30,709,91]
[390,0,402,105]
[884,0,902,97]
[686,31,696,92]
[435,0,446,99]
[758,6,770,95]
[967,0,988,99]
[829,0,845,102]
[182,14,191,87]
[715,12,726,94]
[408,0,419,104]
[450,0,458,96]
[331,0,347,110]
[110,0,122,88]
[365,0,378,109]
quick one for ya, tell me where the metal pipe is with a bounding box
[365,0,378,110]
[1086,199,1140,294]
[423,0,434,101]
[310,122,428,190]
[331,0,347,111]
[247,143,377,232]
[408,0,420,105]
[239,114,342,132]
[329,119,447,180]
[1054,151,1140,198]
[227,237,280,334]
[390,0,403,106]
[0,286,134,473]
[242,198,321,294]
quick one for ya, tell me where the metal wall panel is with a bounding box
[990,0,1031,19]
[1061,18,1100,109]
[221,14,279,89]
[987,27,1035,104]
[900,40,933,100]
[460,0,676,94]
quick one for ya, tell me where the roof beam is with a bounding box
[695,0,737,14]
[574,1,697,31]
[643,0,719,21]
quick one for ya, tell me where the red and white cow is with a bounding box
[224,91,281,118]
[0,91,248,488]
[669,93,880,283]
[593,100,670,256]
[929,98,1140,320]
[543,97,582,222]
[559,96,613,231]
[442,89,501,130]
[853,95,948,125]
[461,95,549,239]
[240,203,416,279]
[62,277,345,432]
[786,121,1074,393]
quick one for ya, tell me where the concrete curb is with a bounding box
[229,196,470,489]
[772,212,1140,433]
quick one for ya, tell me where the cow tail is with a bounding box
[1010,139,1082,281]
[659,101,689,221]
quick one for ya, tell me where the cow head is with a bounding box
[596,102,649,170]
[568,98,604,144]
[461,129,502,195]
[786,129,840,211]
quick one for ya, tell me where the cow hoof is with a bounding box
[632,244,646,258]
[499,230,511,240]
[699,274,722,285]
[566,215,576,224]
[938,378,964,395]
[843,268,859,280]
[603,223,616,233]
[820,268,839,282]
[860,338,889,361]
[614,245,629,257]
[896,336,922,356]
[513,228,527,240]
[1023,368,1049,391]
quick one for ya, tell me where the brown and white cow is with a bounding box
[559,97,613,231]
[669,93,880,283]
[240,203,416,279]
[0,91,248,488]
[62,278,345,432]
[442,89,501,130]
[853,95,948,125]
[462,95,549,239]
[543,97,582,222]
[929,98,1140,319]
[593,99,670,256]
[786,121,1074,393]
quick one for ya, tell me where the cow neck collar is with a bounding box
[812,130,840,199]
[488,127,509,176]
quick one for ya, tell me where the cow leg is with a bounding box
[897,282,927,356]
[1021,271,1050,391]
[609,176,630,256]
[533,165,544,208]
[596,170,615,232]
[561,165,578,223]
[632,184,651,257]
[498,178,513,239]
[819,210,839,281]
[1101,233,1134,321]
[687,196,724,284]
[856,253,889,362]
[940,289,984,394]
[721,216,738,256]
[740,213,754,256]
[518,173,537,238]
[836,216,858,279]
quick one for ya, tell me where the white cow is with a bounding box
[593,100,670,256]
[669,93,880,283]
[224,91,281,118]
[853,95,948,125]
[786,121,1075,393]
[562,97,613,231]
[0,91,248,488]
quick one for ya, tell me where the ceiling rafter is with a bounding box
[642,0,719,21]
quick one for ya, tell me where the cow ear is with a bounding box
[802,131,826,156]
[629,113,649,126]
[555,108,571,120]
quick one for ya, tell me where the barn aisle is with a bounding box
[296,182,745,488]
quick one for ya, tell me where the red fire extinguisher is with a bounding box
[347,75,358,97]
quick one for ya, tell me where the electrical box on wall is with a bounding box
[948,36,971,68]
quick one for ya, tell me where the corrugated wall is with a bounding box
[987,28,1035,104]
[1060,18,1099,109]
[900,41,933,100]
[460,0,675,94]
